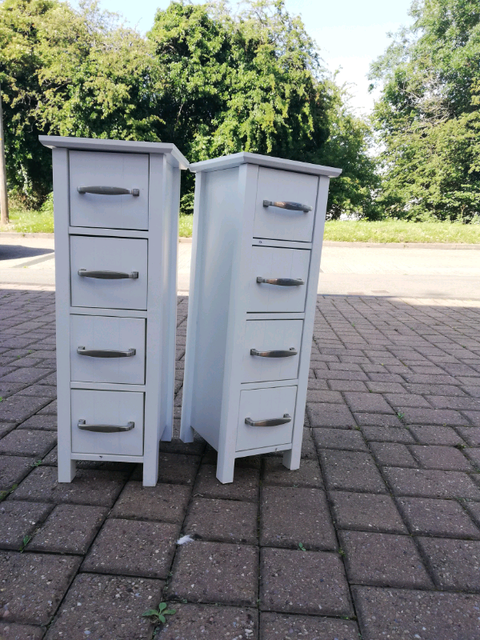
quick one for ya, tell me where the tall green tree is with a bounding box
[370,0,480,221]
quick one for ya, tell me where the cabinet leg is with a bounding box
[142,460,158,487]
[216,451,235,484]
[58,458,76,483]
[160,423,172,442]
[283,447,301,471]
[180,424,195,443]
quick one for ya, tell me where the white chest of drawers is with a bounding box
[180,153,341,483]
[40,136,188,486]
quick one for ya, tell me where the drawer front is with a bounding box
[71,389,144,456]
[71,315,146,384]
[69,151,149,230]
[241,319,302,383]
[254,167,318,242]
[247,246,310,313]
[236,386,297,452]
[70,236,148,310]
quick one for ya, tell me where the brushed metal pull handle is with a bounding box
[256,277,304,287]
[263,199,312,213]
[78,269,139,280]
[77,420,135,433]
[245,413,292,427]
[77,186,140,196]
[77,347,136,358]
[250,348,297,358]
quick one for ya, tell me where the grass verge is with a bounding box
[0,207,54,234]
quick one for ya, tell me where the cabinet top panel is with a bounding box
[189,152,342,178]
[39,136,189,170]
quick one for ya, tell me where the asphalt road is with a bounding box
[1,234,480,300]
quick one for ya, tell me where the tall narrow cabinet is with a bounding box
[181,153,341,483]
[40,136,188,486]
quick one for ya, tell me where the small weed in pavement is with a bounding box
[298,542,306,551]
[19,535,31,552]
[142,602,176,625]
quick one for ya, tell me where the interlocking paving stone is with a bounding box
[321,450,386,493]
[0,382,26,399]
[360,425,415,443]
[464,410,480,426]
[465,447,480,469]
[410,444,473,470]
[17,384,57,398]
[353,586,480,640]
[383,467,480,499]
[0,368,52,384]
[409,424,465,445]
[306,404,356,428]
[312,427,368,451]
[0,623,44,639]
[27,504,107,554]
[169,541,258,606]
[330,492,407,533]
[417,537,480,590]
[17,414,57,430]
[0,551,81,625]
[156,452,201,485]
[353,412,403,427]
[306,389,343,403]
[456,427,480,446]
[328,379,368,392]
[11,466,128,506]
[401,407,466,426]
[194,464,260,501]
[260,613,359,640]
[370,442,418,467]
[0,456,35,491]
[0,429,56,457]
[397,497,480,538]
[343,392,394,414]
[0,501,52,550]
[157,604,257,640]
[260,487,336,550]
[111,481,191,523]
[0,395,51,423]
[36,399,56,415]
[263,457,323,488]
[183,497,258,544]
[260,548,351,616]
[0,423,15,438]
[44,573,163,640]
[82,518,179,578]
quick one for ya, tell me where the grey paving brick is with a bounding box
[28,504,107,554]
[12,466,128,506]
[17,384,57,398]
[0,551,80,625]
[0,382,26,399]
[260,548,351,616]
[0,423,15,438]
[156,452,201,485]
[354,413,403,427]
[306,403,356,428]
[384,467,480,499]
[312,427,368,451]
[36,399,56,415]
[0,623,44,639]
[306,390,343,403]
[428,395,480,410]
[397,497,480,538]
[17,414,56,430]
[44,573,163,640]
[456,427,480,446]
[260,613,359,640]
[353,586,480,640]
[464,410,480,426]
[263,457,323,488]
[0,501,52,550]
[365,381,405,394]
[0,395,50,423]
[0,368,52,384]
[111,481,191,523]
[370,442,418,467]
[169,541,258,606]
[418,537,480,590]
[184,497,258,544]
[410,444,473,470]
[344,392,394,414]
[82,517,179,578]
[321,450,386,493]
[402,407,466,426]
[404,382,467,396]
[261,487,336,550]
[194,464,260,501]
[360,425,415,443]
[0,429,56,457]
[409,425,465,445]
[157,604,257,640]
[328,380,368,392]
[340,530,432,588]
[465,447,480,469]
[0,456,34,491]
[331,491,407,533]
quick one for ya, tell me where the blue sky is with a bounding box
[76,0,414,113]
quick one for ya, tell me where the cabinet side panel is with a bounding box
[187,168,242,449]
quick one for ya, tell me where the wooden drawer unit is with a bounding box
[40,136,189,486]
[181,152,341,483]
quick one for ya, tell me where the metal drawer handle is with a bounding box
[245,413,292,427]
[78,186,140,197]
[77,420,135,433]
[77,347,136,358]
[250,348,297,358]
[78,269,139,280]
[256,277,304,287]
[263,199,312,213]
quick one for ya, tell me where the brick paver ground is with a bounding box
[1,286,480,639]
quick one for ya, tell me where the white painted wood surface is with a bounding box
[41,136,188,486]
[181,153,340,483]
